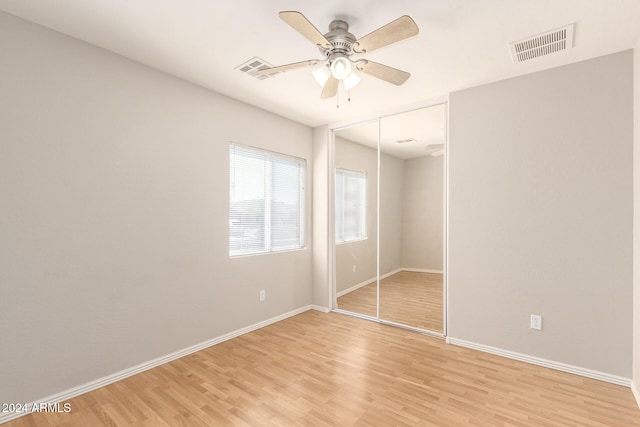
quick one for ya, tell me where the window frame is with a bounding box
[335,167,368,244]
[229,143,306,257]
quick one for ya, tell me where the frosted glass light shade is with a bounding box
[343,71,361,90]
[330,57,351,80]
[312,66,331,87]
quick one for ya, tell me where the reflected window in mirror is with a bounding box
[335,168,367,244]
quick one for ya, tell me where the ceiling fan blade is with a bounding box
[257,60,320,76]
[279,11,332,50]
[354,16,419,54]
[356,60,411,86]
[320,76,339,99]
[425,143,445,157]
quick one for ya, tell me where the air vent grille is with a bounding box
[332,41,353,50]
[395,138,417,144]
[236,57,274,80]
[509,24,574,63]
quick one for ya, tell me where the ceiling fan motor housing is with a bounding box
[321,20,357,58]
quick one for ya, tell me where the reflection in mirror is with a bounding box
[379,105,445,332]
[334,120,378,318]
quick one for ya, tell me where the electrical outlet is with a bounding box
[530,314,542,331]
[259,290,266,302]
[352,265,356,273]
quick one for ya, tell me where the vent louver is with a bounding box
[395,138,417,144]
[236,57,274,80]
[509,24,574,63]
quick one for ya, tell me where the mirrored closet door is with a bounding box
[333,104,446,335]
[333,119,379,319]
[379,105,445,333]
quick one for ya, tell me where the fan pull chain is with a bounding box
[336,90,340,108]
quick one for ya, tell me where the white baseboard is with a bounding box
[310,304,330,313]
[446,337,631,387]
[336,269,403,298]
[632,380,640,409]
[0,305,314,425]
[380,268,403,280]
[336,276,377,297]
[401,268,444,274]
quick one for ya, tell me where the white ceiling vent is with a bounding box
[236,57,274,80]
[395,138,417,144]
[509,24,574,63]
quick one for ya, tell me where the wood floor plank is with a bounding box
[337,271,444,332]
[4,311,639,426]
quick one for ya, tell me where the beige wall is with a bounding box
[401,155,444,271]
[0,12,313,406]
[633,42,640,401]
[449,51,633,377]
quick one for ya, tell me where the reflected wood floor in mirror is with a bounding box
[337,271,443,333]
[6,311,639,426]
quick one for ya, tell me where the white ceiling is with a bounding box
[1,0,639,129]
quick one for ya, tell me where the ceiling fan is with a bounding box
[425,143,445,157]
[257,11,419,99]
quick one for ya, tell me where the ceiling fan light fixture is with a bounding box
[312,65,331,87]
[343,71,361,90]
[330,56,351,80]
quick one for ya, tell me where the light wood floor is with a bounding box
[6,311,640,426]
[337,271,443,332]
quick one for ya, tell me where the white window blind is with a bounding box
[335,168,367,243]
[229,143,305,256]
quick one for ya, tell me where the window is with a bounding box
[229,143,306,256]
[335,168,367,243]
